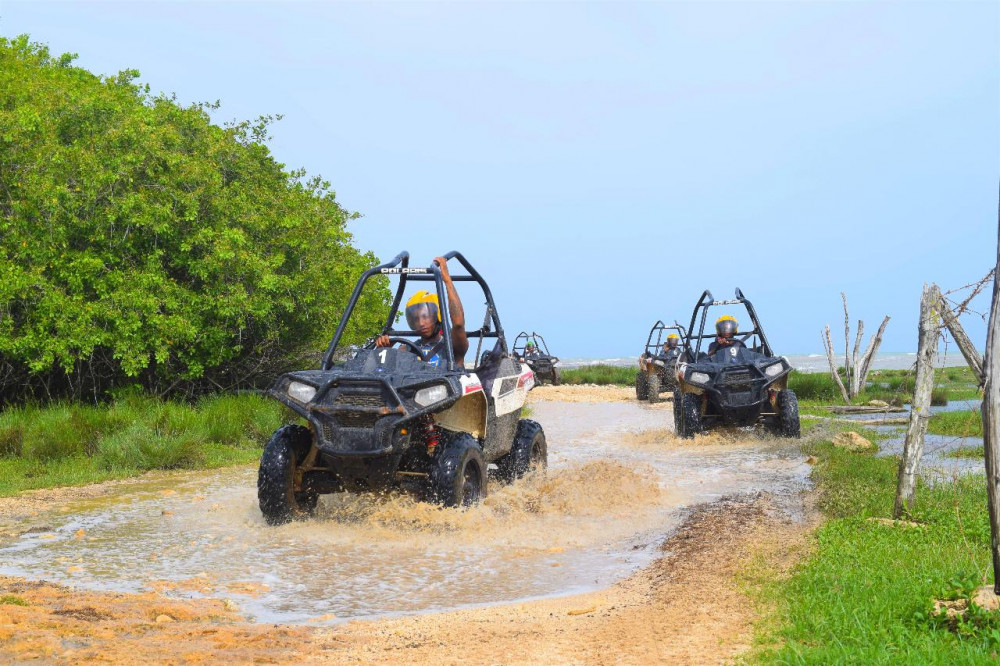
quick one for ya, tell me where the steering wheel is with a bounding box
[387,337,429,360]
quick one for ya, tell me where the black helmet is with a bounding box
[715,315,737,339]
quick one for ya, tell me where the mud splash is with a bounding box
[0,398,810,624]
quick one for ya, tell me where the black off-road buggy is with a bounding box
[634,320,688,404]
[512,332,560,386]
[257,251,546,525]
[673,289,800,439]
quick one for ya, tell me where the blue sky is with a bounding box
[3,2,997,358]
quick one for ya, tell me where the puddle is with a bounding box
[0,400,810,624]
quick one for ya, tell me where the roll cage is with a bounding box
[684,288,774,359]
[320,251,507,372]
[512,332,552,358]
[644,320,688,357]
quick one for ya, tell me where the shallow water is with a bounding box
[0,400,810,624]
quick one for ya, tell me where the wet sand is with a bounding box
[0,385,816,664]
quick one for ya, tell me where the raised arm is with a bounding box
[434,256,468,365]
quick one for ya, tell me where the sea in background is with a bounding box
[559,352,972,374]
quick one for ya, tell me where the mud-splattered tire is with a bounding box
[673,390,683,433]
[495,419,547,484]
[777,389,801,438]
[431,433,488,507]
[551,368,561,386]
[258,425,319,525]
[635,372,649,401]
[648,374,661,404]
[677,392,703,439]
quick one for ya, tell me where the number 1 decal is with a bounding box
[379,349,388,363]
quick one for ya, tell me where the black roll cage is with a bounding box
[512,331,552,358]
[320,250,506,372]
[644,320,688,357]
[685,288,774,358]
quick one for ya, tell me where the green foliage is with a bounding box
[0,35,387,401]
[0,595,28,606]
[560,364,636,386]
[0,392,291,494]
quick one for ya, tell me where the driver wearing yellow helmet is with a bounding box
[663,333,680,354]
[707,315,743,355]
[375,256,469,368]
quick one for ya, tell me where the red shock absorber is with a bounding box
[423,415,440,457]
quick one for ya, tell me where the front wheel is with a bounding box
[431,433,488,507]
[677,392,703,439]
[258,425,318,525]
[648,373,661,404]
[551,367,561,386]
[635,372,649,401]
[777,389,801,438]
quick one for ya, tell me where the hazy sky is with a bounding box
[3,2,998,358]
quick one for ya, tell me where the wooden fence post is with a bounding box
[893,284,941,518]
[982,192,1000,593]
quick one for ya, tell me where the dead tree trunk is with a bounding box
[932,284,985,385]
[894,284,941,518]
[842,293,852,389]
[857,316,891,389]
[823,325,850,403]
[982,192,1000,593]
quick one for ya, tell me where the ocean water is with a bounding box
[560,352,971,374]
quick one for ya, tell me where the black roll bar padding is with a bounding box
[645,320,666,351]
[322,251,410,370]
[531,332,550,356]
[737,288,774,357]
[687,290,714,357]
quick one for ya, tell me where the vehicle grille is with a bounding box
[727,391,754,406]
[723,371,753,384]
[336,412,380,429]
[334,393,384,408]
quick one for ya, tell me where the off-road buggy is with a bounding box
[673,289,800,439]
[257,251,546,525]
[635,320,688,404]
[512,332,560,385]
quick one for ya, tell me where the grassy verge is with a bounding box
[0,393,291,496]
[753,430,995,663]
[790,368,970,406]
[928,410,983,438]
[560,364,636,386]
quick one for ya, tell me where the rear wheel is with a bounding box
[551,367,561,386]
[635,372,649,401]
[648,373,661,403]
[431,433,488,507]
[495,419,547,483]
[777,389,801,438]
[258,425,319,525]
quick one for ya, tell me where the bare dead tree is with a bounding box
[822,293,891,403]
[982,186,1000,594]
[931,283,985,384]
[822,325,850,403]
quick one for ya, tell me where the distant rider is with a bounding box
[375,256,468,368]
[707,315,743,355]
[662,333,682,360]
[525,342,541,358]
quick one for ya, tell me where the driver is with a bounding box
[707,315,743,355]
[375,257,468,368]
[662,333,681,357]
[525,342,540,357]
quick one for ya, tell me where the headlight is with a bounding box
[765,362,786,377]
[414,384,449,407]
[287,381,317,403]
[653,360,665,367]
[689,371,711,385]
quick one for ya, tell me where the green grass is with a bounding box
[789,368,968,406]
[0,393,290,496]
[753,431,996,663]
[944,446,985,460]
[0,595,28,606]
[560,364,636,386]
[928,410,983,438]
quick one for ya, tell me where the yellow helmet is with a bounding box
[405,291,441,330]
[665,333,679,349]
[715,315,738,338]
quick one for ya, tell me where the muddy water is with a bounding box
[0,401,810,624]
